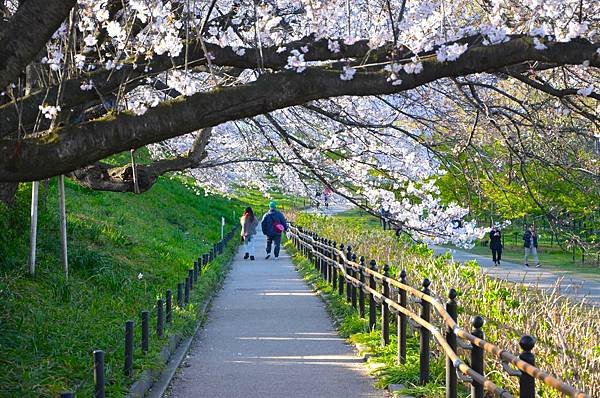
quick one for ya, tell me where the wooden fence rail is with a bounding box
[289,224,590,398]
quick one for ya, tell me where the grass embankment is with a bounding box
[290,212,600,397]
[0,155,250,397]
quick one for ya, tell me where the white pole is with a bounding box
[28,181,39,275]
[58,175,69,279]
[221,216,225,240]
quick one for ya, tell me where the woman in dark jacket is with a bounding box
[489,227,503,266]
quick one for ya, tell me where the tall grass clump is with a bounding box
[293,212,599,397]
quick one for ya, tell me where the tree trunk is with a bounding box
[0,182,18,206]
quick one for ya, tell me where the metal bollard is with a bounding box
[419,278,431,385]
[141,310,149,354]
[398,270,407,364]
[446,289,458,398]
[184,277,190,304]
[382,264,390,346]
[519,335,536,398]
[369,260,377,331]
[358,256,366,318]
[471,316,485,398]
[166,289,172,323]
[124,320,134,377]
[93,350,105,398]
[157,298,164,338]
[177,282,183,307]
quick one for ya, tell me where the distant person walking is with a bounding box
[523,225,540,267]
[489,226,503,266]
[261,201,288,259]
[240,207,259,261]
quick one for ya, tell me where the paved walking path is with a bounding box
[431,245,600,306]
[308,203,599,307]
[166,235,380,398]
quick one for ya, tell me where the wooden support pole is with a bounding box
[28,181,39,275]
[58,175,69,279]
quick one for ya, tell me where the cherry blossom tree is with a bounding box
[0,0,598,243]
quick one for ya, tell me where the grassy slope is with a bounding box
[0,166,247,397]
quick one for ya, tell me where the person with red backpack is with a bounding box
[261,201,288,259]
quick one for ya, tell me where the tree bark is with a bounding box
[0,182,18,206]
[67,128,212,192]
[0,37,598,182]
[0,0,76,89]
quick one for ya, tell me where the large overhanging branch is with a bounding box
[0,0,76,89]
[68,127,212,192]
[0,37,598,182]
[0,34,389,137]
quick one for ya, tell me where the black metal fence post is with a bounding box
[369,260,377,331]
[351,253,358,310]
[446,289,458,398]
[184,277,190,304]
[188,269,194,290]
[157,298,164,338]
[345,246,352,303]
[398,270,407,364]
[358,256,366,318]
[166,289,172,323]
[382,264,390,346]
[332,242,338,290]
[338,244,345,296]
[193,261,199,282]
[60,392,74,398]
[419,278,431,385]
[93,349,105,398]
[471,316,484,398]
[519,335,536,398]
[141,310,149,354]
[124,320,134,377]
[177,282,183,307]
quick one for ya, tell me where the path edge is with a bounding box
[125,249,238,398]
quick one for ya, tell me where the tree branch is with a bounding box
[0,0,76,88]
[67,128,212,192]
[0,37,598,182]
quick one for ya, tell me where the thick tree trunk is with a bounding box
[0,182,18,206]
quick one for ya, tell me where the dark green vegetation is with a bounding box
[291,212,600,397]
[0,156,253,397]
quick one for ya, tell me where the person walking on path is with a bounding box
[489,226,503,266]
[261,201,288,259]
[523,225,540,268]
[240,207,259,261]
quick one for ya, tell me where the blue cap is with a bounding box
[269,200,277,209]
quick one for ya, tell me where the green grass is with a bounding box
[0,155,247,397]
